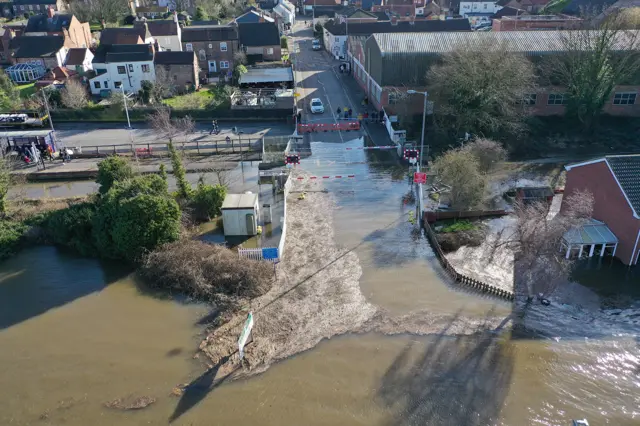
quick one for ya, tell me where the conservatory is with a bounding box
[5,63,46,84]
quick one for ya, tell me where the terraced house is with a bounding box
[349,30,640,117]
[181,25,239,81]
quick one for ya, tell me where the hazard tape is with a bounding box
[295,175,356,180]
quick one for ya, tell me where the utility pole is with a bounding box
[407,90,429,227]
[41,89,58,154]
[117,82,138,165]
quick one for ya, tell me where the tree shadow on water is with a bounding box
[378,320,514,426]
[169,355,236,423]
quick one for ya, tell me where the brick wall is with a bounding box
[563,160,640,265]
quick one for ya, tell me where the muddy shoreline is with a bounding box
[198,176,639,383]
[199,177,509,380]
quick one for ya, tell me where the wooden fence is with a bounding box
[424,209,507,223]
[423,222,515,301]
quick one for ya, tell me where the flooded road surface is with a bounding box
[1,137,639,425]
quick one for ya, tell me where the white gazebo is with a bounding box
[5,63,46,83]
[561,219,619,259]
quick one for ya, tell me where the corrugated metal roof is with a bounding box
[373,30,640,55]
[239,67,293,84]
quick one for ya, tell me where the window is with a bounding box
[117,66,126,74]
[28,5,33,10]
[209,43,213,48]
[128,64,133,72]
[521,94,537,105]
[483,3,487,8]
[115,81,122,88]
[613,92,636,105]
[104,81,108,88]
[20,5,24,11]
[141,64,150,73]
[267,47,274,55]
[198,49,206,61]
[93,81,101,89]
[185,43,193,51]
[388,91,399,104]
[220,42,227,51]
[547,93,567,105]
[220,61,229,69]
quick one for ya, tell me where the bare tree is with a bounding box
[433,148,486,210]
[427,40,536,138]
[545,14,640,131]
[208,162,231,188]
[462,138,507,173]
[60,80,89,110]
[494,190,594,298]
[68,0,130,25]
[148,108,183,144]
[152,67,174,102]
[234,51,248,65]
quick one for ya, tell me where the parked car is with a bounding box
[309,98,324,114]
[312,39,321,51]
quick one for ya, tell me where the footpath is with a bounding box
[11,155,247,181]
[331,61,397,149]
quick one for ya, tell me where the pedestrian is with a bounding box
[336,107,341,117]
[364,111,369,121]
[348,108,352,118]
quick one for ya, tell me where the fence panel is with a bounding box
[423,221,514,301]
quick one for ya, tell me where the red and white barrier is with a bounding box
[295,175,356,180]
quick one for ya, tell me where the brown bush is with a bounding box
[139,240,274,305]
[436,228,486,252]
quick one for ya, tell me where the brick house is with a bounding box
[351,30,640,116]
[11,0,67,17]
[154,51,199,93]
[24,10,92,49]
[181,25,239,79]
[238,22,281,62]
[9,34,67,69]
[563,155,640,266]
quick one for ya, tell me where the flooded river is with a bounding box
[1,139,639,425]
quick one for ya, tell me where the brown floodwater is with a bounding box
[1,139,639,425]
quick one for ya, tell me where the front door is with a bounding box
[208,61,217,73]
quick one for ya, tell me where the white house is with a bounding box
[273,0,296,29]
[322,27,346,58]
[459,1,502,17]
[89,44,156,95]
[64,48,94,73]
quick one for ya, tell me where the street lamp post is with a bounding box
[116,83,137,164]
[407,90,429,228]
[406,90,428,171]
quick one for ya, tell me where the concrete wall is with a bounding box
[563,160,640,265]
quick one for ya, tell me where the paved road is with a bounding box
[291,20,365,145]
[51,121,294,149]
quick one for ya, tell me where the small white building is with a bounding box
[89,44,156,95]
[64,48,94,73]
[221,193,260,236]
[459,1,502,17]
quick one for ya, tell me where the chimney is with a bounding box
[173,11,178,23]
[390,16,398,25]
[47,6,55,18]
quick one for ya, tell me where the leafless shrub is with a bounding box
[139,240,274,307]
[60,79,89,110]
[494,189,594,298]
[462,138,507,173]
